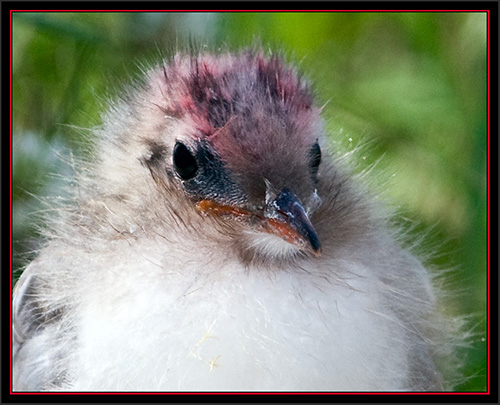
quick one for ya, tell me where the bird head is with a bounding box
[137,50,326,263]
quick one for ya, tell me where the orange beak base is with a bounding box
[196,198,321,256]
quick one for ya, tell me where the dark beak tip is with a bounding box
[308,234,322,256]
[312,247,322,257]
[272,188,322,256]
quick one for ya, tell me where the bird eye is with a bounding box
[310,142,321,173]
[173,142,198,180]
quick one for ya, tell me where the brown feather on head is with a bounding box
[142,49,325,258]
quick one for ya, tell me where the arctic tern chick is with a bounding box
[13,48,450,391]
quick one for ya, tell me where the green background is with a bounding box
[12,12,488,391]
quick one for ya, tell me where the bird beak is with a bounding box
[196,189,321,256]
[264,188,322,256]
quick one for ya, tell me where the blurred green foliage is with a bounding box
[12,12,487,391]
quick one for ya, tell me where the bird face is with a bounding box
[142,51,325,260]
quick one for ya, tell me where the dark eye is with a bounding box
[310,142,321,174]
[173,142,198,180]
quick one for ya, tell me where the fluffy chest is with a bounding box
[70,246,409,391]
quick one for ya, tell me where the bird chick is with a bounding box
[13,48,452,392]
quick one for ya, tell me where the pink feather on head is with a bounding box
[153,49,323,195]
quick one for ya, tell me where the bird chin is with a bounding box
[242,229,303,261]
[196,199,315,262]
